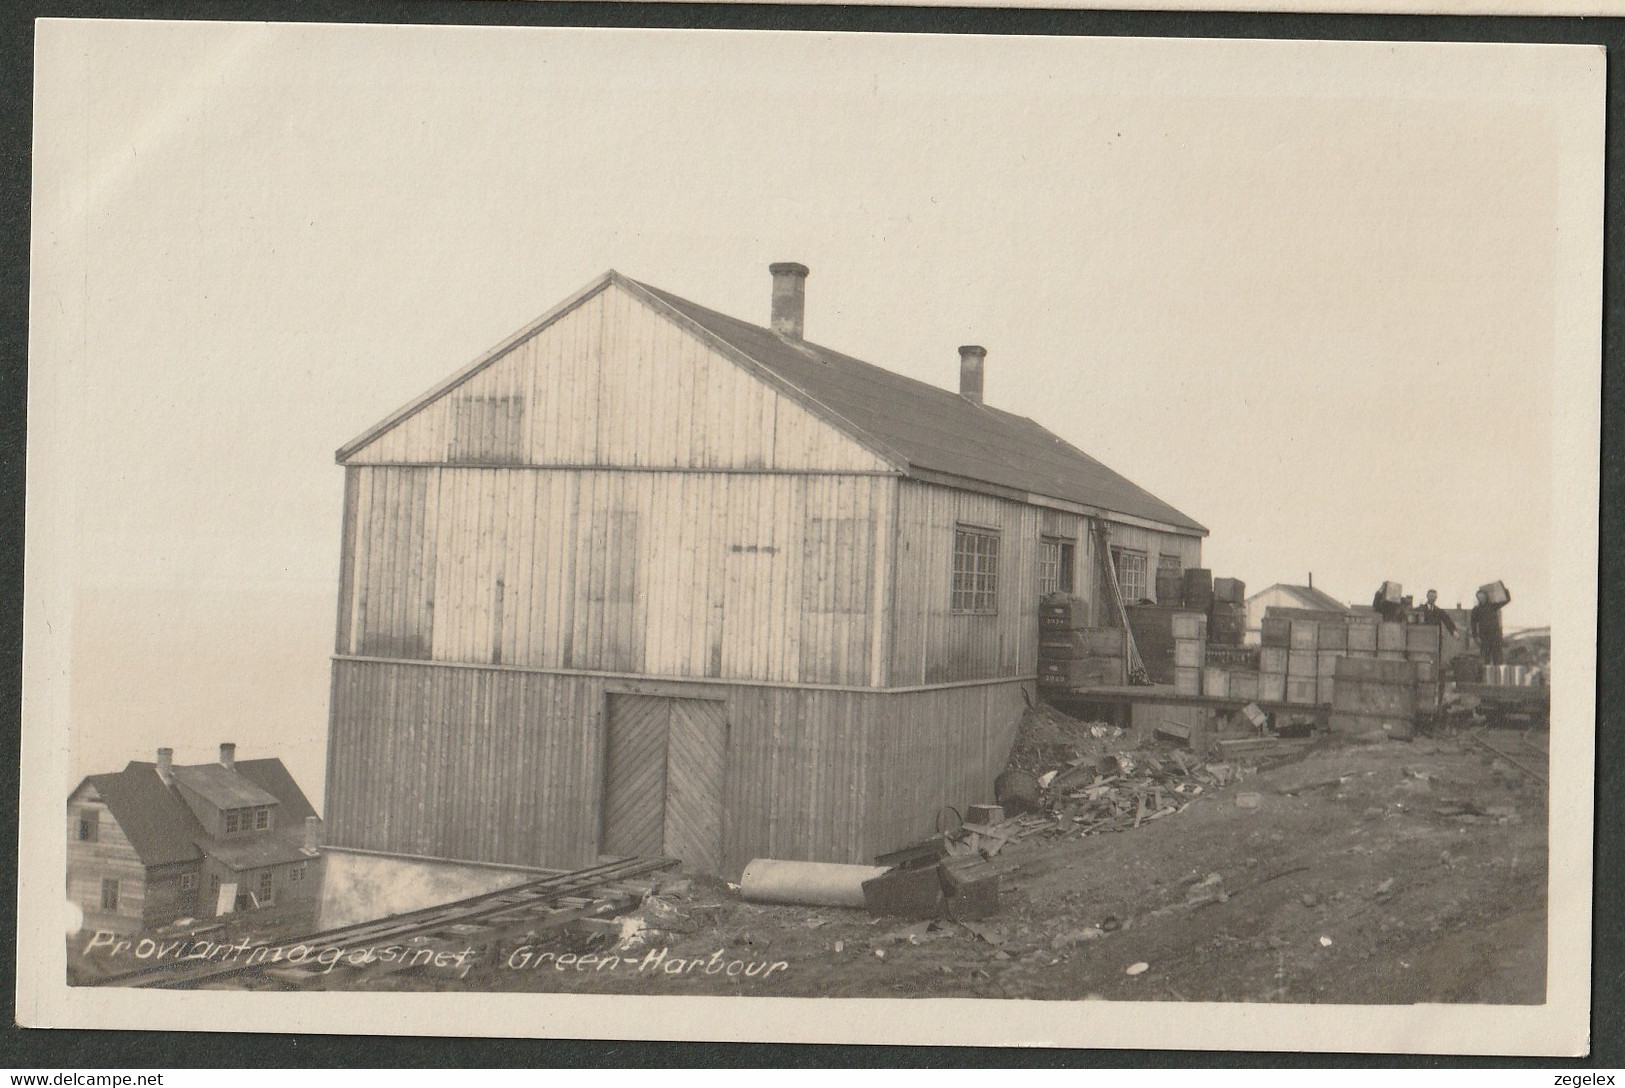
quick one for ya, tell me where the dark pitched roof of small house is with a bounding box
[71,757,319,870]
[630,279,1206,533]
[172,763,281,810]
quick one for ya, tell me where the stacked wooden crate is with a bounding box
[1329,656,1417,738]
[1124,604,1206,689]
[1038,593,1125,689]
[1209,577,1247,647]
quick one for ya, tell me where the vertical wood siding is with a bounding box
[66,789,148,926]
[327,660,1028,877]
[340,467,893,688]
[346,281,889,474]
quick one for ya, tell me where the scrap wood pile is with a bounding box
[975,702,1239,850]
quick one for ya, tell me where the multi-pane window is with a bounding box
[181,872,197,891]
[1039,538,1076,596]
[952,527,1000,614]
[1112,547,1148,603]
[224,810,240,834]
[257,869,275,907]
[254,807,271,831]
[77,809,98,842]
[290,862,307,883]
[100,878,119,913]
[224,806,273,836]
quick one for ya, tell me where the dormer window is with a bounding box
[222,805,274,836]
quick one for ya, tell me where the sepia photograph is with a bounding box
[18,18,1601,1054]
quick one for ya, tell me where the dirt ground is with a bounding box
[357,720,1548,1003]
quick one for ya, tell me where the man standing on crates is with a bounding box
[1418,589,1458,636]
[1471,585,1511,666]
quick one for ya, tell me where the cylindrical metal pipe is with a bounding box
[739,859,891,909]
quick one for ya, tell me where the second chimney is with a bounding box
[219,742,236,772]
[959,345,987,405]
[303,815,322,856]
[769,262,809,341]
[156,748,174,787]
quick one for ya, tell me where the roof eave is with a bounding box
[904,466,1207,536]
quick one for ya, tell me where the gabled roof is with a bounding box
[341,270,1205,534]
[70,757,319,870]
[629,278,1204,533]
[1248,583,1349,612]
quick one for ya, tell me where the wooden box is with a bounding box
[1260,646,1289,675]
[1381,580,1404,603]
[1261,617,1292,647]
[1174,638,1205,668]
[1039,627,1126,659]
[1411,657,1437,683]
[1406,625,1442,654]
[1288,650,1318,677]
[1156,570,1185,605]
[1378,622,1408,651]
[1171,612,1208,641]
[1479,580,1510,606]
[1208,605,1246,647]
[1317,675,1337,705]
[1229,671,1260,702]
[862,866,945,919]
[1203,666,1230,699]
[938,856,999,922]
[1212,577,1246,604]
[1347,621,1378,653]
[1174,667,1202,697]
[1378,650,1408,662]
[1286,677,1318,705]
[1039,657,1123,688]
[1289,620,1319,650]
[1040,594,1092,631]
[1318,650,1344,678]
[1316,622,1348,651]
[1335,656,1415,685]
[1259,673,1287,702]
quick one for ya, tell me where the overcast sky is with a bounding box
[30,22,1600,797]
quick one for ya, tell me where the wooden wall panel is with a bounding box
[340,468,893,687]
[347,281,889,474]
[66,788,148,926]
[327,659,1024,877]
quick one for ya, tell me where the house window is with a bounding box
[254,807,271,831]
[210,875,220,893]
[1112,547,1148,603]
[256,869,275,907]
[100,878,119,913]
[224,810,240,834]
[181,872,198,891]
[290,862,307,883]
[951,527,1000,614]
[77,809,99,842]
[1039,538,1076,596]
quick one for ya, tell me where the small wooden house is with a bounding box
[1244,582,1350,642]
[68,744,322,933]
[325,265,1204,877]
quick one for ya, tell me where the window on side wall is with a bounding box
[77,809,98,842]
[100,878,119,913]
[257,869,275,907]
[181,872,198,891]
[1111,547,1148,603]
[952,526,1000,614]
[1039,537,1076,596]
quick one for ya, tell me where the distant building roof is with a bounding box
[71,756,319,870]
[1247,583,1349,613]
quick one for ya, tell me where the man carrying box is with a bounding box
[1471,584,1511,665]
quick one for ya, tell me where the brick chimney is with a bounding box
[156,748,174,787]
[959,345,987,405]
[219,742,236,772]
[303,816,322,856]
[769,262,809,341]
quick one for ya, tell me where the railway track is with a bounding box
[84,855,677,990]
